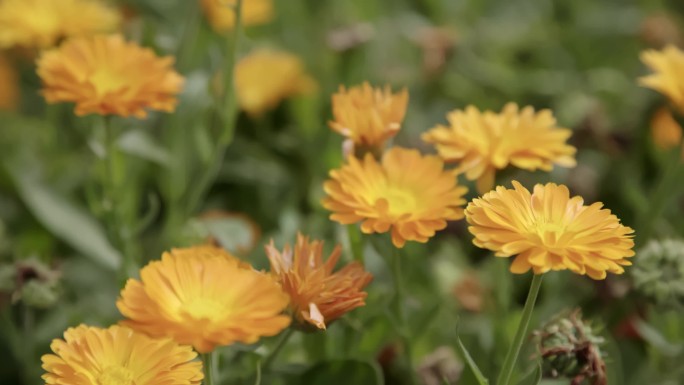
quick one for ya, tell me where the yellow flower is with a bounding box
[422,103,577,194]
[42,324,203,385]
[265,233,372,330]
[465,181,635,280]
[0,0,120,49]
[650,107,683,151]
[117,245,291,353]
[640,45,684,112]
[201,0,273,33]
[37,34,184,118]
[235,49,316,115]
[0,55,19,111]
[323,147,468,248]
[329,82,409,152]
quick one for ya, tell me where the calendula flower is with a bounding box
[42,324,203,385]
[0,0,120,49]
[37,34,184,118]
[117,245,290,353]
[329,82,409,154]
[201,0,273,33]
[265,233,372,330]
[422,103,577,194]
[640,45,684,112]
[465,181,635,279]
[0,55,19,111]
[323,147,468,248]
[650,107,683,151]
[234,49,316,115]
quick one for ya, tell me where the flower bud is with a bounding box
[631,239,684,307]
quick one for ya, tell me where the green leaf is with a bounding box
[117,129,172,167]
[200,215,258,254]
[296,359,383,385]
[8,169,121,270]
[516,361,542,385]
[456,335,490,385]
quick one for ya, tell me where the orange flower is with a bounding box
[640,45,684,112]
[42,325,203,385]
[423,103,576,194]
[465,181,635,279]
[201,0,273,33]
[650,107,683,151]
[265,233,372,330]
[0,0,120,49]
[37,34,183,118]
[330,82,409,153]
[323,147,468,248]
[117,245,290,353]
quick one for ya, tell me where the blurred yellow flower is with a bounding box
[650,107,683,151]
[265,233,372,330]
[0,55,19,111]
[465,181,635,280]
[235,49,316,115]
[323,147,468,248]
[42,325,203,385]
[117,245,291,353]
[201,0,273,33]
[37,34,184,118]
[329,82,409,153]
[0,0,120,49]
[640,45,684,112]
[422,103,576,194]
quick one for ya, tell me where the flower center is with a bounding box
[179,297,225,322]
[98,366,133,385]
[90,68,128,96]
[382,186,417,216]
[530,220,568,246]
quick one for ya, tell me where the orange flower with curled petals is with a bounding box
[201,0,273,33]
[465,181,635,280]
[323,147,468,248]
[117,245,290,353]
[265,233,372,330]
[330,82,409,153]
[423,103,576,194]
[42,325,203,385]
[640,45,684,112]
[37,34,183,118]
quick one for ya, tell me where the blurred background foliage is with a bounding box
[1,0,684,384]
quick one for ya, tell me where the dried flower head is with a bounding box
[0,0,120,49]
[201,0,273,33]
[329,82,409,155]
[423,103,576,193]
[265,233,372,330]
[117,245,290,353]
[465,181,635,279]
[323,147,468,248]
[42,325,203,385]
[37,34,184,118]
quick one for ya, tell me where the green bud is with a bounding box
[631,239,684,308]
[20,279,60,308]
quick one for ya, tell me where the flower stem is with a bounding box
[347,224,364,265]
[202,352,217,385]
[496,274,543,385]
[390,247,416,384]
[262,327,294,371]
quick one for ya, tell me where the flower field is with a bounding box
[1,1,683,385]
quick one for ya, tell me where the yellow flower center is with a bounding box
[530,220,569,246]
[180,297,225,322]
[98,366,133,385]
[381,186,417,216]
[90,68,128,96]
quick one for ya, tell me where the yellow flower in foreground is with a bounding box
[0,0,120,49]
[650,107,683,151]
[201,0,273,33]
[0,55,19,111]
[323,147,468,248]
[465,181,635,280]
[235,49,316,115]
[37,34,184,118]
[265,233,372,330]
[117,245,290,353]
[640,45,684,112]
[42,324,203,385]
[329,82,409,151]
[422,103,576,194]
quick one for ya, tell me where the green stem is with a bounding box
[202,352,217,385]
[262,327,294,371]
[390,247,416,384]
[496,274,544,385]
[347,224,364,265]
[639,146,683,243]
